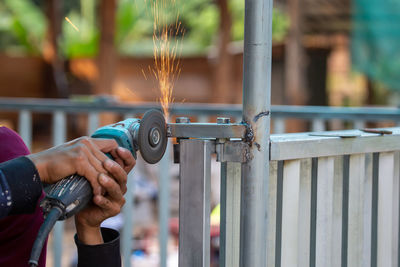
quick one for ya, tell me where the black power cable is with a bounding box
[29,207,62,267]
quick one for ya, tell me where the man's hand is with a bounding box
[74,158,133,245]
[27,137,135,195]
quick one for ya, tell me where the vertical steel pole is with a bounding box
[122,113,136,267]
[240,0,273,265]
[159,142,171,267]
[88,112,100,135]
[220,162,241,267]
[179,139,212,267]
[52,111,66,267]
[18,110,32,150]
[121,170,135,267]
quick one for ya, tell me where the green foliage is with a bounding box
[117,0,289,56]
[230,0,244,41]
[0,0,289,57]
[272,8,290,42]
[231,0,289,42]
[0,0,46,54]
[180,0,219,47]
[61,11,99,58]
[60,0,99,58]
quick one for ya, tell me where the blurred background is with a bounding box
[2,0,399,130]
[1,0,399,266]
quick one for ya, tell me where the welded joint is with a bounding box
[253,110,270,122]
[216,141,250,163]
[243,120,254,144]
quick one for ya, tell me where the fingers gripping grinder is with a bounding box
[29,110,167,267]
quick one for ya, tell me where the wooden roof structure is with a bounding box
[277,0,352,35]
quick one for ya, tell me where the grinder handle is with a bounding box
[41,132,123,220]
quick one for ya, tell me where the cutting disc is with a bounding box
[138,109,167,164]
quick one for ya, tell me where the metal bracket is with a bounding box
[216,141,249,163]
[167,123,246,139]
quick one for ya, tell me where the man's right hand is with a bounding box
[27,137,135,196]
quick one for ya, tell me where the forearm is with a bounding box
[75,222,104,245]
[74,227,121,267]
[0,156,42,218]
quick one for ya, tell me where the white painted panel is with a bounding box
[298,159,312,266]
[281,160,301,267]
[267,161,278,267]
[362,153,373,267]
[332,156,343,267]
[392,152,400,267]
[315,157,335,267]
[377,152,395,267]
[348,154,366,266]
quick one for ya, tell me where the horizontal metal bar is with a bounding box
[167,123,246,139]
[2,97,400,121]
[0,97,241,116]
[271,128,400,160]
[272,105,400,121]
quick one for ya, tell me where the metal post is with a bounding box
[88,112,100,135]
[122,170,135,267]
[52,111,66,267]
[274,118,285,134]
[240,0,273,265]
[220,162,241,267]
[122,113,135,267]
[18,110,32,150]
[179,139,212,267]
[159,142,171,267]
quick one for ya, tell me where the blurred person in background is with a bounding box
[0,126,135,267]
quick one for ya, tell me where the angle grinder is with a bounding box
[29,109,167,267]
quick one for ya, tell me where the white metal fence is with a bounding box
[1,97,400,266]
[267,129,400,267]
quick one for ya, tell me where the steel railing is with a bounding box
[267,128,400,266]
[1,97,400,266]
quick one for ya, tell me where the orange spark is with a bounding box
[141,69,148,80]
[151,0,183,122]
[65,17,80,32]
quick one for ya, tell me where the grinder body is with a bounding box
[29,110,167,267]
[40,118,141,220]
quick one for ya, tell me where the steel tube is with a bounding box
[18,110,32,150]
[122,113,136,267]
[167,123,246,139]
[4,97,400,122]
[270,128,400,161]
[220,162,241,267]
[88,112,100,135]
[240,0,273,265]
[159,142,171,267]
[52,111,66,267]
[179,139,212,267]
[121,170,134,267]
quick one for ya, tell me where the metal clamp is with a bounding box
[167,122,246,139]
[216,141,249,163]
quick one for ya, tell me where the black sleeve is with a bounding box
[74,227,121,267]
[0,156,42,217]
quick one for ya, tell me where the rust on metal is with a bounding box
[253,111,270,122]
[243,120,255,144]
[361,128,393,135]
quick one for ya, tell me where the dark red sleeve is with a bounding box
[74,228,121,267]
[0,126,47,267]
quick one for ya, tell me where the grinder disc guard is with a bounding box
[138,110,167,163]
